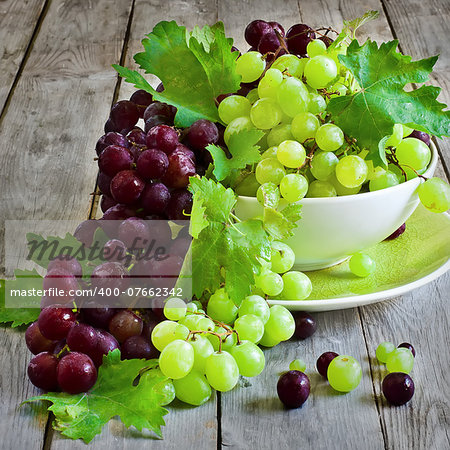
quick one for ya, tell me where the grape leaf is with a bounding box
[328,40,450,158]
[189,193,208,239]
[23,350,168,443]
[189,177,270,304]
[206,129,264,181]
[113,21,240,128]
[263,204,302,241]
[0,273,41,327]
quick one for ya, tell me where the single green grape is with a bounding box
[349,252,376,277]
[258,68,283,100]
[376,342,396,363]
[396,138,431,170]
[271,54,306,78]
[277,140,306,168]
[280,271,312,300]
[277,77,310,118]
[279,173,309,202]
[291,112,320,143]
[308,93,327,114]
[258,329,281,347]
[306,180,337,198]
[206,288,238,324]
[264,305,295,341]
[307,39,327,57]
[267,124,294,147]
[270,241,296,274]
[205,351,240,392]
[247,88,259,104]
[173,370,212,406]
[234,314,264,343]
[255,157,286,185]
[238,295,270,324]
[304,55,338,89]
[230,341,265,377]
[235,51,265,83]
[261,146,278,160]
[315,123,344,152]
[401,124,414,137]
[218,95,252,124]
[224,116,254,145]
[386,348,414,374]
[186,302,198,313]
[289,358,307,372]
[179,314,202,331]
[327,173,361,196]
[335,155,368,188]
[369,170,400,191]
[418,177,450,213]
[163,297,187,321]
[188,334,214,374]
[257,182,280,207]
[151,320,189,351]
[196,316,215,332]
[255,270,284,296]
[159,339,194,379]
[250,98,283,129]
[385,124,404,147]
[192,300,203,310]
[235,172,259,197]
[310,151,339,181]
[327,355,362,392]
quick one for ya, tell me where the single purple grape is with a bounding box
[146,125,179,155]
[258,31,282,54]
[316,351,339,378]
[140,182,171,215]
[98,145,133,177]
[109,310,143,343]
[129,90,153,117]
[171,144,196,163]
[82,303,117,329]
[144,115,172,133]
[269,21,285,37]
[294,312,317,339]
[162,152,196,189]
[91,262,129,292]
[121,335,158,359]
[66,323,99,355]
[110,170,145,204]
[382,372,415,406]
[25,322,57,355]
[385,223,406,240]
[166,189,193,220]
[57,352,97,394]
[28,352,59,391]
[244,20,273,47]
[89,329,120,367]
[118,217,151,248]
[38,306,77,341]
[104,117,117,133]
[127,128,147,146]
[286,24,316,55]
[409,130,431,146]
[187,119,219,151]
[136,149,169,180]
[102,239,128,264]
[97,172,112,196]
[277,370,310,408]
[143,102,176,122]
[74,220,101,247]
[398,342,416,357]
[100,195,117,213]
[110,100,139,131]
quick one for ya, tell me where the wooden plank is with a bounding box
[0,0,47,112]
[0,0,134,446]
[380,0,450,173]
[50,0,219,448]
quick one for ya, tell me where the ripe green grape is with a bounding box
[238,295,270,324]
[189,335,214,373]
[258,329,281,347]
[418,177,450,213]
[289,358,306,372]
[279,173,308,202]
[308,93,327,114]
[224,116,254,145]
[277,77,310,118]
[291,112,320,143]
[261,146,278,160]
[258,68,283,100]
[159,340,194,379]
[230,341,265,377]
[250,98,282,129]
[218,95,252,124]
[277,140,306,168]
[206,288,238,325]
[205,351,239,392]
[335,155,368,188]
[386,348,414,374]
[280,271,312,300]
[396,138,431,170]
[151,320,189,351]
[235,51,265,83]
[267,124,294,147]
[315,123,344,152]
[264,305,295,341]
[307,39,327,57]
[234,314,264,343]
[376,342,396,363]
[270,241,296,274]
[179,314,203,331]
[247,88,259,104]
[257,182,280,207]
[271,54,306,78]
[186,302,197,313]
[327,355,362,392]
[255,158,286,184]
[385,123,403,147]
[304,55,338,89]
[173,370,212,406]
[310,151,339,181]
[401,124,414,137]
[369,170,400,191]
[235,172,259,197]
[306,180,337,198]
[349,252,376,278]
[327,173,361,196]
[163,297,187,321]
[196,317,215,332]
[255,270,284,296]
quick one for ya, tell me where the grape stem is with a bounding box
[298,143,318,169]
[314,26,339,37]
[386,151,427,181]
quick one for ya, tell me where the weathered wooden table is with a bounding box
[0,0,449,448]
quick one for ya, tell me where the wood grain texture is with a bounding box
[0,0,47,112]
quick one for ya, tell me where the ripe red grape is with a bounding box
[118,217,151,248]
[244,20,273,47]
[162,152,196,188]
[316,351,339,378]
[89,329,120,367]
[144,115,172,133]
[66,323,99,355]
[96,132,130,156]
[171,144,196,163]
[382,372,415,406]
[43,269,79,304]
[28,352,59,391]
[166,189,193,220]
[258,31,282,54]
[38,306,77,341]
[140,182,171,215]
[126,127,147,146]
[91,262,129,292]
[129,90,153,117]
[121,335,158,359]
[187,119,219,150]
[286,24,315,55]
[57,352,98,394]
[109,310,143,343]
[25,322,56,355]
[143,102,176,123]
[110,170,145,204]
[409,130,431,146]
[137,149,169,180]
[47,256,82,278]
[82,303,117,329]
[269,21,285,37]
[102,239,127,263]
[110,100,139,131]
[294,312,317,339]
[277,370,310,408]
[98,145,133,177]
[146,124,179,154]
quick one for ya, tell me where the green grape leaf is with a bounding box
[328,40,450,157]
[113,21,240,128]
[0,272,41,327]
[370,135,390,168]
[206,129,264,181]
[189,177,270,303]
[263,204,302,241]
[23,350,168,443]
[189,193,208,239]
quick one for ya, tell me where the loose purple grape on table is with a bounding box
[316,351,339,378]
[277,370,310,409]
[382,372,415,406]
[294,312,317,339]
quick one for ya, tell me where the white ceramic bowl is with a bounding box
[235,142,438,271]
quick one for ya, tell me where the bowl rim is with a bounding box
[237,140,438,204]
